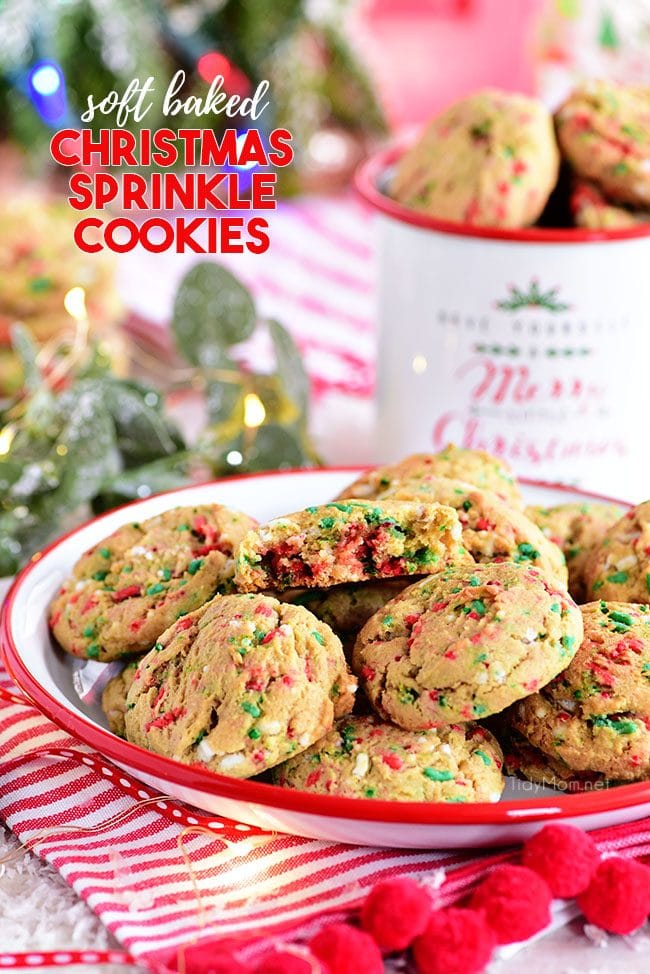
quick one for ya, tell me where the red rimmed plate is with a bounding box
[2,469,649,848]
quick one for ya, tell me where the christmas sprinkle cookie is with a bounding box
[526,501,624,602]
[570,180,648,230]
[503,729,606,792]
[49,504,257,662]
[583,500,650,602]
[556,81,650,207]
[391,89,559,228]
[101,662,137,738]
[511,691,650,782]
[542,601,650,720]
[273,714,504,803]
[234,500,470,593]
[124,593,356,778]
[337,446,523,509]
[382,477,567,588]
[282,579,413,649]
[353,562,582,728]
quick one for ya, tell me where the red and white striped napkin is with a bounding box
[2,664,650,972]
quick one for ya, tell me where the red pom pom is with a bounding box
[255,950,314,974]
[310,922,383,974]
[179,944,251,973]
[522,824,600,897]
[469,864,552,944]
[412,908,496,974]
[578,857,650,934]
[360,877,432,951]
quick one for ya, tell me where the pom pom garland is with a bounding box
[412,908,497,974]
[310,923,383,974]
[360,877,432,951]
[577,857,650,935]
[469,864,552,944]
[522,824,600,897]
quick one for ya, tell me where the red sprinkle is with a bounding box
[113,585,141,603]
[145,706,186,732]
[381,752,403,770]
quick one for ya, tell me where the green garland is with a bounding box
[0,262,316,575]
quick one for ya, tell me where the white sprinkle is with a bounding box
[258,719,282,736]
[352,753,370,777]
[616,554,637,571]
[492,664,506,684]
[219,752,245,771]
[451,522,462,540]
[298,733,311,747]
[197,739,215,762]
[440,744,452,755]
[559,697,577,712]
[475,671,488,685]
[523,628,538,644]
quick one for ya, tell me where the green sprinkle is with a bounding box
[188,558,204,575]
[146,583,165,596]
[193,730,207,746]
[516,542,540,562]
[340,724,355,754]
[154,642,164,651]
[383,614,394,627]
[475,653,488,663]
[399,686,418,705]
[312,631,325,646]
[550,603,560,613]
[306,506,319,514]
[593,580,604,591]
[242,701,261,717]
[473,703,487,716]
[462,500,472,511]
[592,715,637,735]
[646,574,650,595]
[470,599,486,616]
[159,568,172,582]
[609,610,633,627]
[248,727,261,740]
[319,516,336,530]
[99,547,111,559]
[327,502,353,513]
[82,625,95,638]
[562,635,576,652]
[474,749,492,766]
[364,787,377,798]
[87,643,100,659]
[607,571,629,584]
[92,570,108,581]
[468,576,481,587]
[423,767,454,782]
[176,524,190,531]
[122,565,133,573]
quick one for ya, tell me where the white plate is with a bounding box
[3,469,649,848]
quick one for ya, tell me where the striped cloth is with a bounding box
[2,670,650,971]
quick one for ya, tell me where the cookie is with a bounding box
[543,601,650,719]
[503,729,606,792]
[511,691,650,782]
[337,446,523,509]
[382,477,567,588]
[570,179,647,230]
[391,89,559,228]
[526,501,624,602]
[556,81,650,207]
[282,579,412,647]
[49,505,257,662]
[273,714,504,803]
[353,562,582,728]
[101,662,137,738]
[124,593,356,778]
[234,500,470,593]
[583,501,650,603]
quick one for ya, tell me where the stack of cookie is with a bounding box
[48,447,650,801]
[391,80,650,230]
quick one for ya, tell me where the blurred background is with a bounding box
[1,0,649,574]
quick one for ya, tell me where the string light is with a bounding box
[27,60,67,125]
[243,392,266,428]
[0,424,16,456]
[63,286,87,322]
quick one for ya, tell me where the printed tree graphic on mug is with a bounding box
[496,279,570,313]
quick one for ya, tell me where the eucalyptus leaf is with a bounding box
[102,378,185,465]
[93,452,191,513]
[55,382,121,509]
[10,324,41,393]
[243,423,308,472]
[171,262,257,367]
[268,319,310,419]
